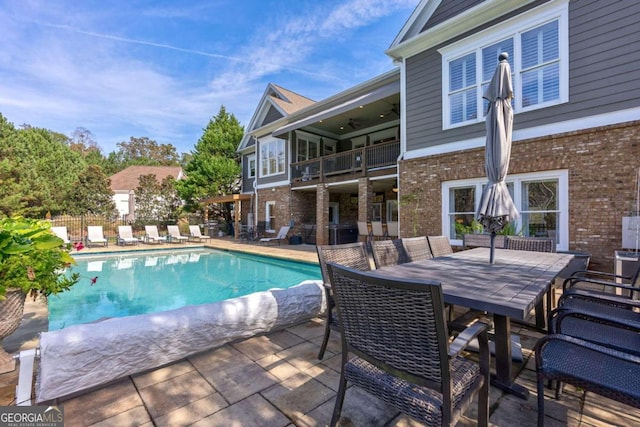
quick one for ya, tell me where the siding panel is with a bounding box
[422,0,483,32]
[404,0,640,152]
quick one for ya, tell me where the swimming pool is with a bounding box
[48,248,321,330]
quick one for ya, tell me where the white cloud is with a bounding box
[0,0,418,154]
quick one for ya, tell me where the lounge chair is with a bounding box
[87,226,108,247]
[117,226,140,246]
[167,225,188,243]
[259,226,290,245]
[50,226,71,244]
[144,225,168,244]
[189,225,211,242]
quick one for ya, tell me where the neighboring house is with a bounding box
[238,0,639,270]
[109,165,184,217]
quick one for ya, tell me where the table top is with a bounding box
[372,248,574,319]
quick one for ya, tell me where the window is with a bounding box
[265,201,276,232]
[329,202,339,225]
[372,203,382,222]
[440,2,567,128]
[247,154,256,178]
[386,200,398,222]
[441,170,568,249]
[260,139,285,176]
[296,135,319,162]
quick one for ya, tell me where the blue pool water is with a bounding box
[48,249,321,330]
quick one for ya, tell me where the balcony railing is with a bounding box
[291,140,400,183]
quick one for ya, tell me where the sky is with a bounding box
[0,0,419,155]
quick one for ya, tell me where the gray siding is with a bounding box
[405,0,640,153]
[261,105,284,127]
[241,153,255,193]
[421,0,483,33]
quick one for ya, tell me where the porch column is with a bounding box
[233,196,241,240]
[316,184,329,245]
[358,177,372,224]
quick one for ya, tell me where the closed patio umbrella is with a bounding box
[476,52,519,263]
[127,190,136,222]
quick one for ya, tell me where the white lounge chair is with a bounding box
[50,226,71,244]
[117,226,140,245]
[144,225,168,244]
[259,226,290,245]
[189,225,211,242]
[167,225,188,243]
[87,226,108,247]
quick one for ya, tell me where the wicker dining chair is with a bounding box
[370,239,407,268]
[326,263,490,427]
[315,242,371,360]
[401,236,433,262]
[427,235,454,257]
[504,236,556,252]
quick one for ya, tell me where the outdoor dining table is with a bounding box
[371,247,574,399]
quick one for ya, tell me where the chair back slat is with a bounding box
[386,221,399,238]
[505,236,556,253]
[327,263,449,388]
[427,235,454,257]
[316,242,370,286]
[371,239,407,268]
[371,221,385,239]
[401,236,432,262]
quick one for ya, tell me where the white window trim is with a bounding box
[439,1,568,129]
[259,136,285,177]
[247,154,256,178]
[441,169,569,250]
[386,200,398,223]
[265,201,276,233]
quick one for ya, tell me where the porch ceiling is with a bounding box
[292,176,397,194]
[273,81,400,138]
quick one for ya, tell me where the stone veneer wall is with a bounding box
[399,120,640,271]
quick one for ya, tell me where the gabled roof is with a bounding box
[386,0,534,61]
[109,165,184,192]
[269,84,315,115]
[237,84,315,152]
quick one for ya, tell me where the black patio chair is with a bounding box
[315,242,371,360]
[427,235,454,257]
[326,263,490,427]
[401,236,433,262]
[536,310,640,427]
[370,239,407,268]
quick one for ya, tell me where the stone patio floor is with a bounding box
[1,238,640,426]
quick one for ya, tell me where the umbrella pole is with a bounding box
[490,232,496,264]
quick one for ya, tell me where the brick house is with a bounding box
[238,0,640,270]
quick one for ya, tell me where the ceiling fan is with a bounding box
[379,103,400,119]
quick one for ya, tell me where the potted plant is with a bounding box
[0,216,80,372]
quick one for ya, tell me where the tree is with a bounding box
[69,127,104,166]
[0,116,86,217]
[177,106,244,222]
[103,137,182,175]
[134,174,181,222]
[65,165,117,216]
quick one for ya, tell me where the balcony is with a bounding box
[291,139,400,184]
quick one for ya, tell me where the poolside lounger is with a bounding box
[189,225,211,242]
[51,226,71,244]
[117,226,140,246]
[144,225,168,244]
[167,225,189,243]
[259,226,290,245]
[87,226,108,247]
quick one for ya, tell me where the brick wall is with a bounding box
[399,120,640,271]
[256,186,291,233]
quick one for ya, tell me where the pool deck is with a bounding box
[2,238,639,426]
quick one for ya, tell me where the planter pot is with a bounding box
[0,288,26,373]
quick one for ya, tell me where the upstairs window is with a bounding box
[440,2,567,128]
[260,139,285,176]
[247,154,256,178]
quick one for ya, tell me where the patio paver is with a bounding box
[2,239,640,425]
